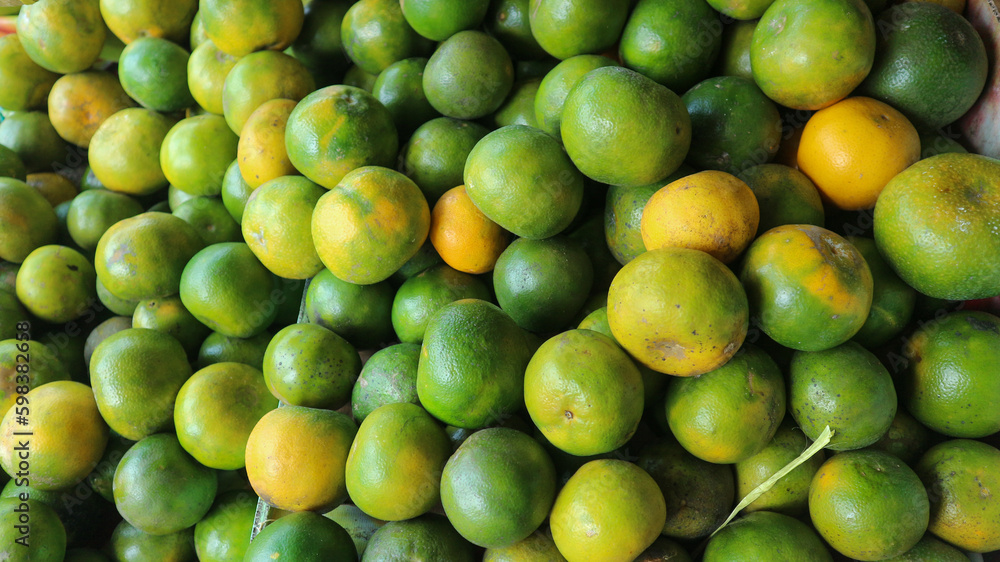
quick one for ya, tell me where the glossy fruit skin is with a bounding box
[88,109,174,197]
[362,513,478,561]
[341,0,434,75]
[0,178,58,263]
[0,498,66,561]
[263,323,361,410]
[0,34,59,112]
[735,418,826,516]
[118,37,195,113]
[200,0,304,57]
[534,54,618,140]
[703,511,833,562]
[351,343,421,423]
[423,31,514,120]
[243,511,357,561]
[16,0,106,74]
[737,164,825,236]
[160,114,239,197]
[528,0,630,60]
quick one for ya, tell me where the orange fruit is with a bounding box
[345,402,451,521]
[187,40,240,116]
[0,34,58,112]
[221,50,315,136]
[113,432,218,535]
[0,340,69,433]
[883,535,969,561]
[915,439,1000,553]
[464,125,585,240]
[371,57,439,136]
[797,96,920,211]
[26,172,76,207]
[619,0,723,93]
[608,247,749,376]
[707,0,777,19]
[602,166,694,266]
[0,111,68,174]
[194,490,258,562]
[88,108,174,197]
[237,99,298,188]
[422,30,515,119]
[534,54,618,139]
[390,263,492,343]
[108,521,196,562]
[739,224,873,351]
[100,0,197,44]
[0,178,57,263]
[737,163,825,236]
[311,166,430,285]
[528,0,630,60]
[483,530,567,561]
[750,0,876,110]
[263,323,362,410]
[289,0,353,87]
[735,417,826,516]
[427,185,510,275]
[847,235,917,348]
[200,0,305,57]
[15,245,96,324]
[400,117,489,205]
[0,499,66,561]
[703,511,833,561]
[561,66,691,187]
[132,294,211,357]
[302,268,395,349]
[242,175,326,279]
[718,19,757,80]
[865,409,934,466]
[525,329,643,456]
[221,159,254,224]
[362,514,477,561]
[0,145,27,182]
[401,0,489,41]
[810,449,929,560]
[245,405,357,512]
[243,511,357,561]
[549,459,666,562]
[161,114,239,197]
[900,311,1000,438]
[94,211,205,302]
[873,152,1000,300]
[285,85,398,190]
[666,344,786,464]
[640,170,759,264]
[341,0,434,75]
[47,71,135,149]
[491,77,541,129]
[350,343,422,423]
[15,0,106,73]
[118,37,195,113]
[171,196,243,246]
[195,330,271,372]
[483,0,548,61]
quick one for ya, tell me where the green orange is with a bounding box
[362,514,477,561]
[391,264,491,343]
[400,117,490,205]
[244,511,357,561]
[221,50,315,135]
[242,175,326,279]
[132,294,211,357]
[196,330,271,371]
[172,196,242,246]
[16,0,106,73]
[341,0,434,75]
[0,498,65,561]
[187,40,240,116]
[422,30,514,119]
[703,511,832,562]
[88,108,174,197]
[100,0,197,44]
[528,0,630,60]
[290,0,352,87]
[734,417,826,516]
[401,0,489,41]
[718,19,757,80]
[0,111,68,174]
[484,0,548,60]
[118,37,195,112]
[534,54,618,139]
[68,184,143,251]
[221,159,254,224]
[350,343,421,423]
[0,34,58,112]
[371,57,439,137]
[263,323,361,410]
[194,490,258,562]
[847,236,916,348]
[737,164,825,236]
[200,0,304,57]
[161,114,239,196]
[109,521,196,562]
[15,245,97,324]
[303,268,395,349]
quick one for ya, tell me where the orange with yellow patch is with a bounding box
[47,71,136,148]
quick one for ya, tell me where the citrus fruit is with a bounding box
[94,212,204,302]
[810,449,929,560]
[244,405,357,512]
[0,180,57,265]
[919,129,969,159]
[242,175,325,279]
[602,167,689,266]
[350,343,421,423]
[525,328,643,456]
[371,57,439,136]
[400,117,490,205]
[718,18,757,79]
[528,0,630,60]
[0,498,65,561]
[0,145,26,182]
[179,242,278,338]
[200,0,304,57]
[737,163,825,236]
[311,166,430,285]
[0,34,58,112]
[750,0,876,110]
[161,114,239,197]
[285,85,398,190]
[244,511,357,561]
[865,409,934,466]
[550,459,666,562]
[739,224,873,351]
[873,152,1000,300]
[422,30,514,119]
[427,186,510,276]
[194,490,258,562]
[195,330,271,371]
[640,170,759,264]
[99,0,197,44]
[362,514,478,561]
[187,40,240,116]
[48,71,135,148]
[484,530,567,562]
[567,214,623,295]
[702,511,833,562]
[608,247,749,376]
[636,436,736,539]
[341,0,433,75]
[401,0,489,41]
[303,268,395,349]
[88,108,174,197]
[915,439,1000,553]
[900,311,1000,438]
[534,54,618,139]
[391,264,491,343]
[634,538,692,562]
[25,172,76,207]
[707,0,777,19]
[174,362,277,470]
[346,402,451,521]
[220,159,254,224]
[0,381,107,491]
[118,37,195,113]
[416,299,536,429]
[131,294,211,357]
[464,125,584,240]
[847,236,916,348]
[619,0,723,93]
[491,78,541,128]
[788,341,896,450]
[15,0,106,74]
[440,427,556,548]
[391,238,446,284]
[342,64,379,91]
[289,0,352,87]
[561,66,691,187]
[221,50,315,136]
[83,315,133,366]
[95,277,140,316]
[171,196,242,246]
[797,96,921,210]
[683,76,782,174]
[263,323,361,410]
[734,417,826,516]
[665,344,785,463]
[113,432,218,535]
[0,111,68,174]
[108,521,196,562]
[858,2,988,130]
[15,245,96,324]
[884,535,970,562]
[484,0,548,60]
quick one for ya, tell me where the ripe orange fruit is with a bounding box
[88,108,174,197]
[740,224,873,351]
[15,0,106,74]
[99,0,197,44]
[0,34,59,112]
[46,71,135,149]
[200,0,305,57]
[640,170,759,264]
[221,50,315,136]
[797,97,920,210]
[428,186,510,275]
[238,105,301,182]
[750,0,876,110]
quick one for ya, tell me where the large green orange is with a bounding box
[400,117,490,205]
[0,178,57,263]
[0,498,65,561]
[16,0,106,73]
[873,153,1000,300]
[160,114,239,196]
[703,511,832,562]
[109,521,196,562]
[740,224,873,351]
[341,0,434,75]
[734,417,826,516]
[15,245,97,324]
[561,66,691,187]
[533,54,618,139]
[263,323,361,410]
[242,175,326,279]
[244,511,357,561]
[303,268,395,349]
[528,0,630,60]
[221,50,315,135]
[362,514,477,561]
[285,85,398,190]
[0,34,59,111]
[750,0,876,110]
[391,264,491,344]
[118,37,195,113]
[350,343,421,423]
[423,30,514,120]
[200,0,304,57]
[88,108,174,197]
[194,490,258,562]
[608,247,749,376]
